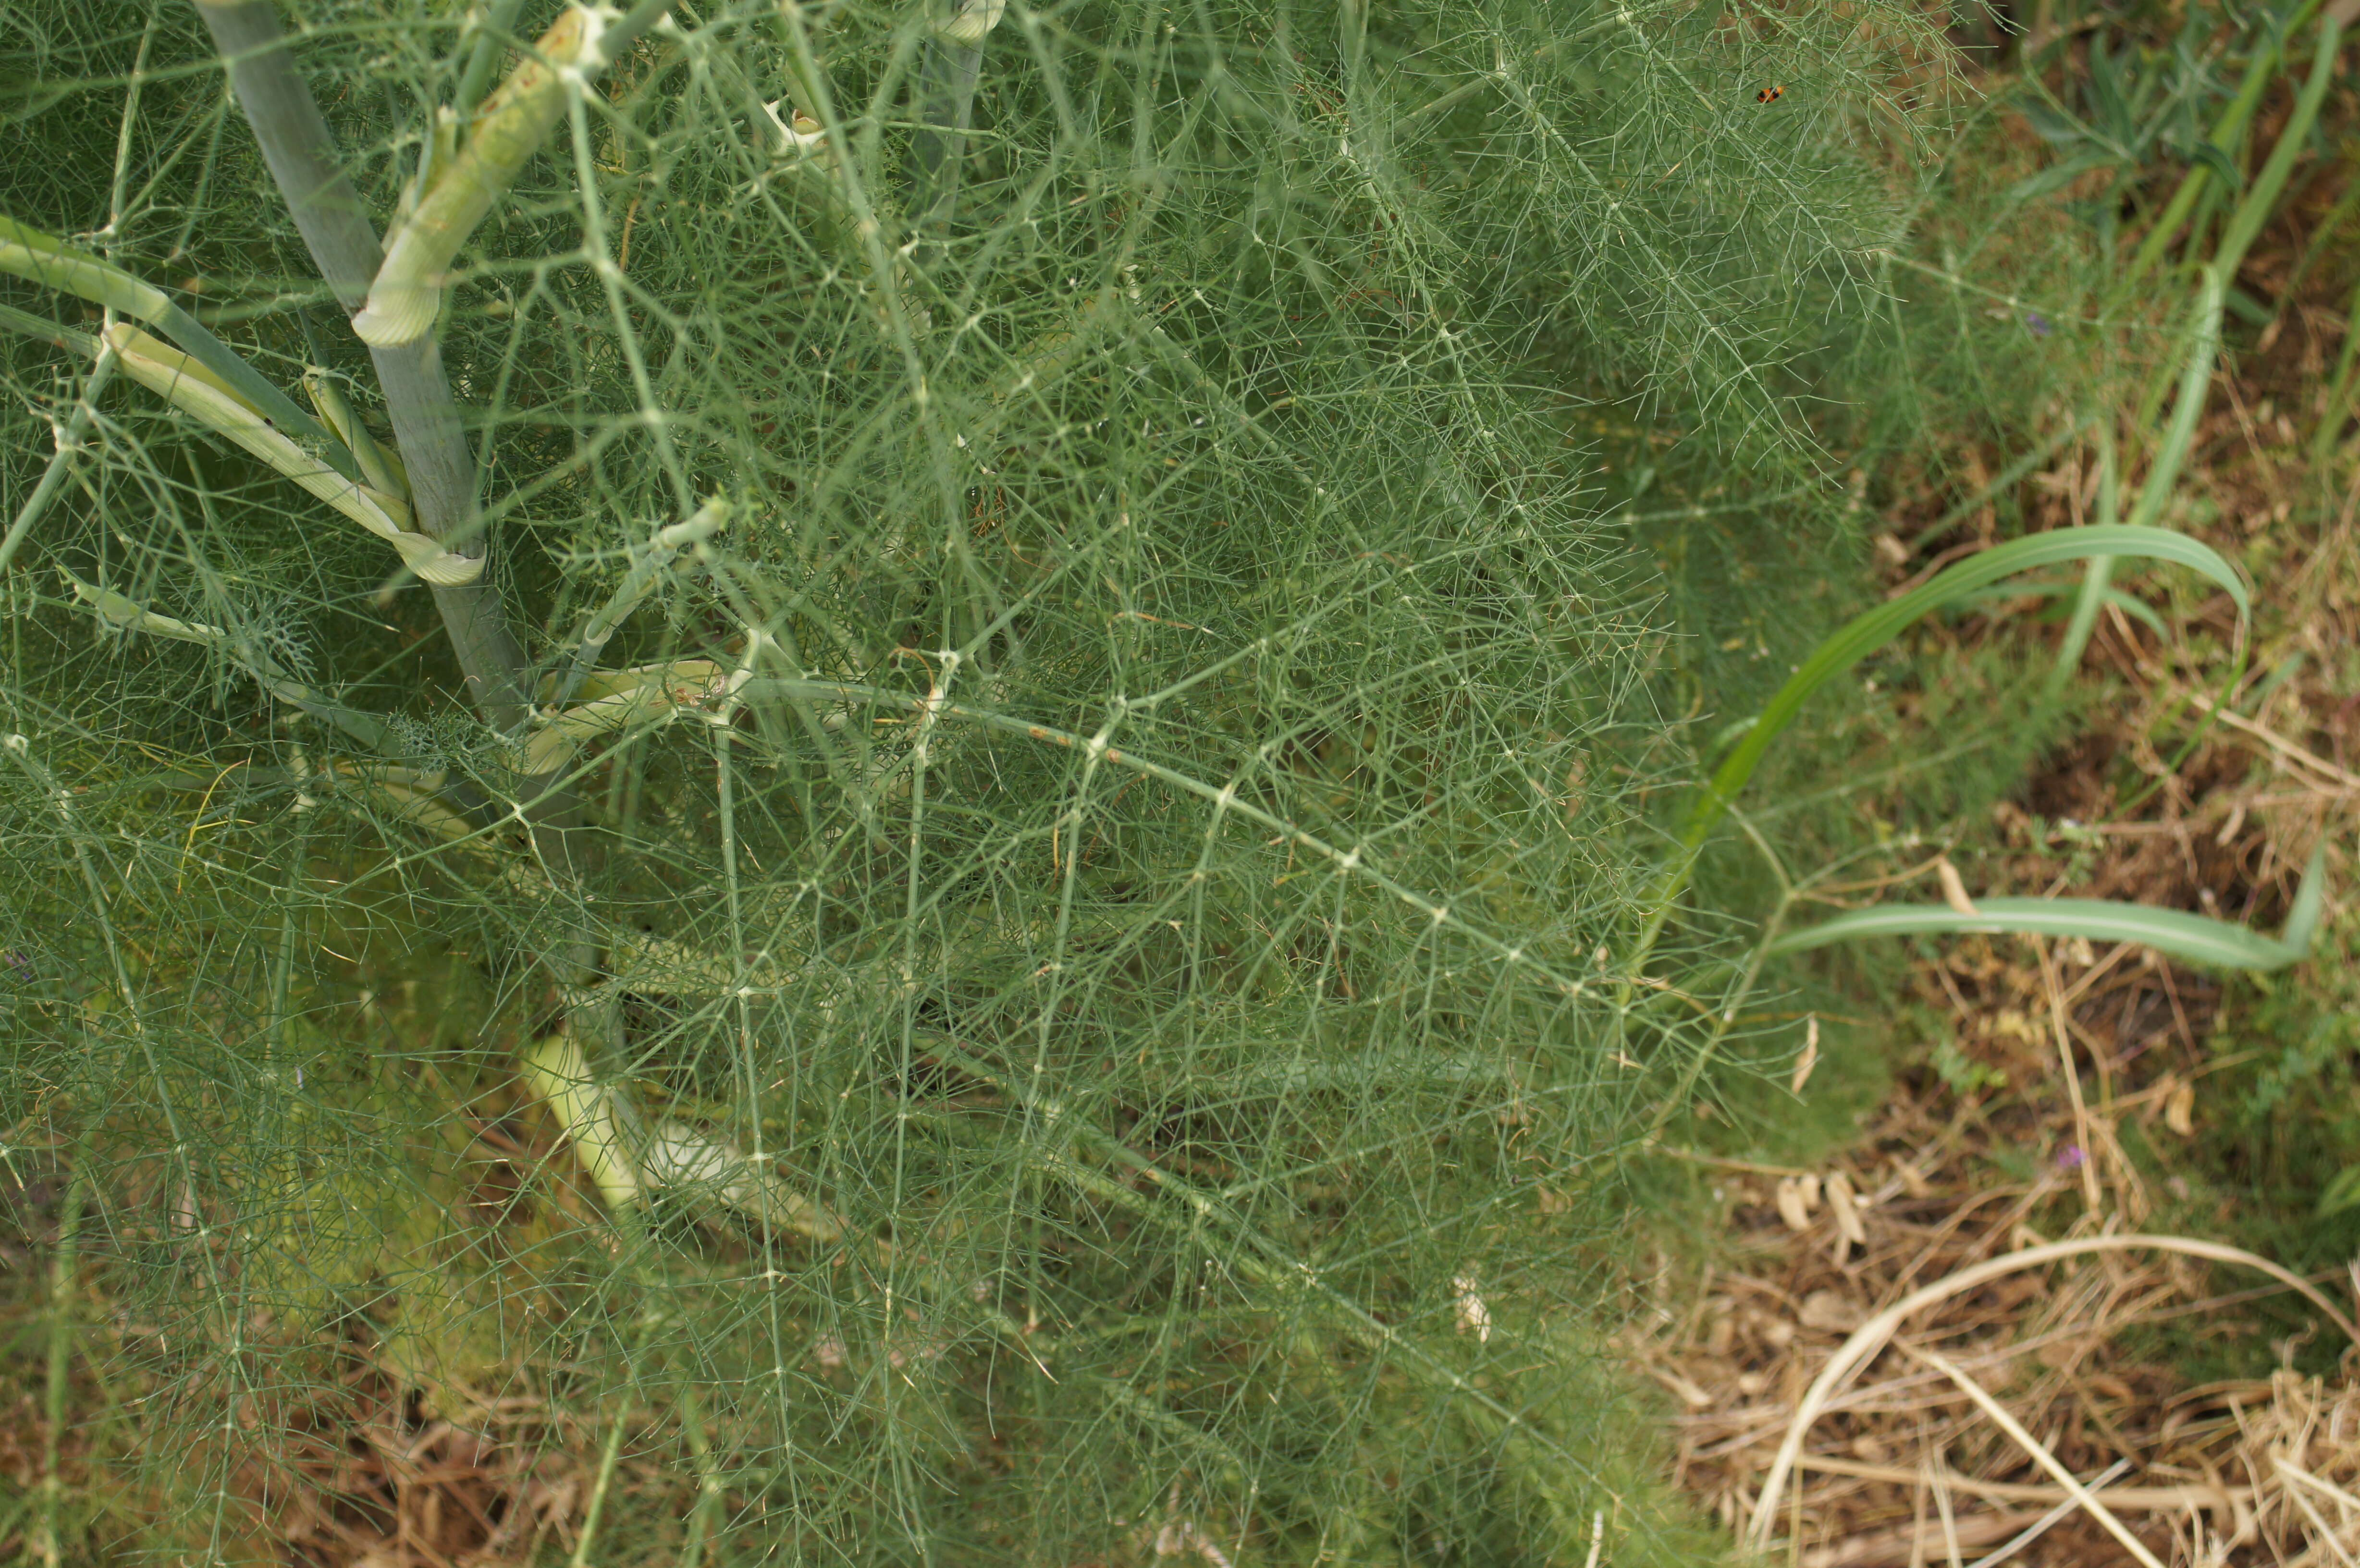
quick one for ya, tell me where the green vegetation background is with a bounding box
[2,0,2358,1562]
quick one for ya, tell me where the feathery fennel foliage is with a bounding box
[0,0,1942,1558]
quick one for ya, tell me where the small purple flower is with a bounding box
[1,950,30,981]
[2025,311,2052,338]
[2057,1143,2086,1170]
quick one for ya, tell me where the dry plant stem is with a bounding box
[1906,1464,1931,1568]
[1930,1454,1963,1568]
[34,1159,88,1568]
[2184,690,2360,792]
[1959,1459,2136,1568]
[2274,1465,2358,1568]
[2036,943,2102,1213]
[1894,1341,2166,1568]
[1746,1235,2360,1548]
[2273,1458,2360,1562]
[1794,1456,2198,1513]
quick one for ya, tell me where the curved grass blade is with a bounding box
[2056,268,2227,693]
[1627,525,2249,968]
[0,214,359,482]
[1771,841,2327,972]
[1951,579,2168,637]
[1689,525,2245,853]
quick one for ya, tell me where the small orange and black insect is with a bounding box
[1757,84,1784,103]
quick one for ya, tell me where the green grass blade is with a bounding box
[2115,0,2322,298]
[2050,554,2115,697]
[1768,894,2310,971]
[2212,12,2347,287]
[1953,579,2169,635]
[2280,840,2330,952]
[2311,270,2360,463]
[2124,268,2226,535]
[1775,843,2326,971]
[1627,524,2250,972]
[2053,267,2227,694]
[1688,524,2246,852]
[0,214,359,481]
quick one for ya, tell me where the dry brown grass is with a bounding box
[1627,1082,2360,1566]
[1627,48,2360,1555]
[231,1364,587,1568]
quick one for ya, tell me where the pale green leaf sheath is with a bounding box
[103,325,481,584]
[0,213,358,474]
[352,5,615,345]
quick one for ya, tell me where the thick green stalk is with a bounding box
[195,0,533,731]
[908,0,1007,236]
[0,217,357,476]
[190,0,617,995]
[354,7,600,347]
[910,40,986,232]
[453,0,531,117]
